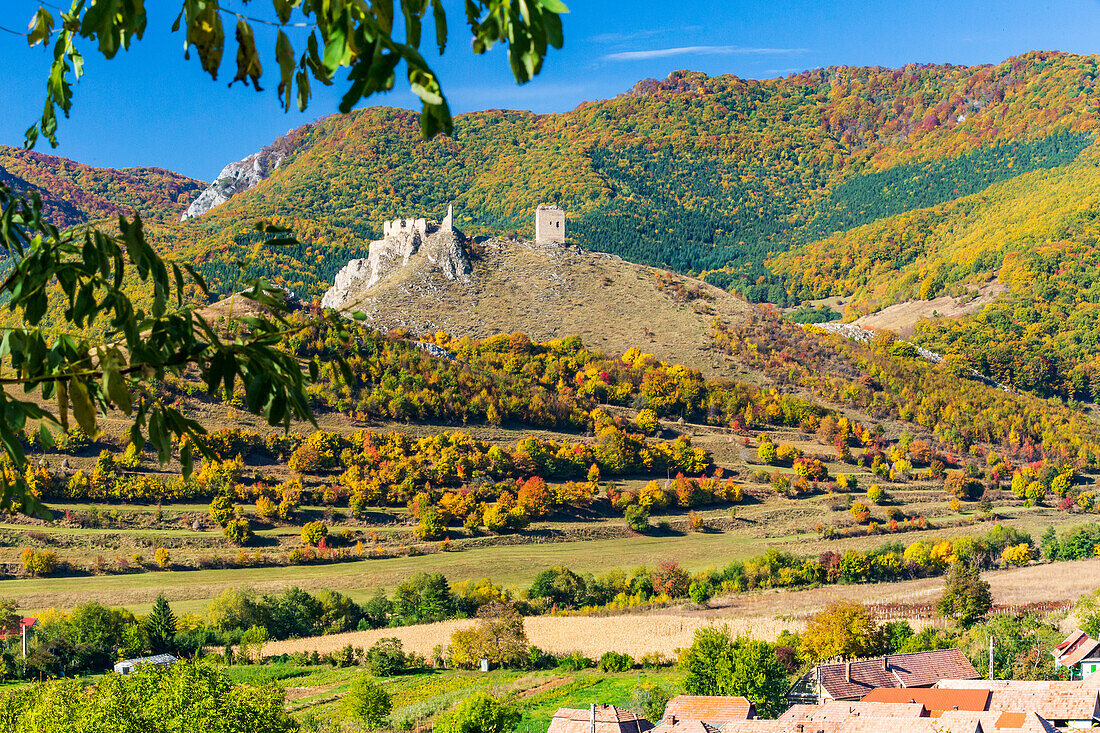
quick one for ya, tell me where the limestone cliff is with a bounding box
[321,228,471,310]
[181,127,310,220]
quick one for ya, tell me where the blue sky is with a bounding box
[1,0,1099,181]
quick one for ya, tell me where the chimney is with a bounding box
[845,662,851,682]
[883,655,889,671]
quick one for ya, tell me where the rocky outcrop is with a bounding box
[321,228,471,311]
[180,127,310,220]
[181,148,285,220]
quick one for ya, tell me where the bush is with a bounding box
[945,470,983,501]
[624,504,649,532]
[634,409,660,435]
[414,508,447,540]
[288,444,323,473]
[598,651,634,672]
[344,676,392,730]
[849,501,871,524]
[482,505,508,533]
[1001,543,1031,566]
[866,484,885,504]
[434,693,520,733]
[223,518,254,546]
[21,548,57,577]
[651,560,691,597]
[689,579,714,605]
[757,438,777,465]
[208,496,235,526]
[558,651,593,671]
[365,638,407,677]
[301,521,328,546]
[154,547,171,569]
[633,682,672,722]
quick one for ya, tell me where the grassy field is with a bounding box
[3,357,1094,620]
[1,498,1088,616]
[224,663,684,733]
[249,556,1100,661]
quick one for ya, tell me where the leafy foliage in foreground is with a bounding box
[0,661,295,733]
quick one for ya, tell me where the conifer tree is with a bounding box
[146,594,177,655]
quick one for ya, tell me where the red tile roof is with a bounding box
[663,696,755,726]
[649,720,721,733]
[986,687,1100,722]
[793,650,979,702]
[1055,629,1088,654]
[861,687,990,713]
[780,701,927,721]
[548,705,654,733]
[887,649,980,688]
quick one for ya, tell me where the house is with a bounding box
[718,717,985,733]
[933,679,1100,729]
[934,710,1058,733]
[1053,629,1100,679]
[787,649,980,704]
[547,704,653,733]
[0,617,37,657]
[780,701,929,721]
[113,653,178,675]
[986,686,1100,730]
[860,687,991,715]
[660,695,756,727]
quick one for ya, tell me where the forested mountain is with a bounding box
[0,146,204,226]
[13,50,1100,401]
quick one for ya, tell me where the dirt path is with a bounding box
[854,278,1007,335]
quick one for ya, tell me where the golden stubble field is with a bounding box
[259,557,1100,659]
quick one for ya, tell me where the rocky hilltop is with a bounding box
[320,209,753,376]
[322,208,470,310]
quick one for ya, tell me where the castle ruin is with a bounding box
[381,204,455,239]
[382,217,428,239]
[535,204,566,243]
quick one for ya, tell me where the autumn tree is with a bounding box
[448,602,529,669]
[680,627,789,718]
[800,601,883,661]
[936,563,992,628]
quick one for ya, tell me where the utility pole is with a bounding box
[989,636,994,680]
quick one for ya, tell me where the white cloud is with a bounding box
[603,45,808,62]
[587,26,702,44]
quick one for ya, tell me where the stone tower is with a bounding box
[535,205,566,243]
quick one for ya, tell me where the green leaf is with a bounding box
[26,8,55,48]
[276,30,295,111]
[104,364,132,416]
[537,0,570,13]
[68,377,98,438]
[232,19,264,89]
[38,422,55,450]
[430,0,447,54]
